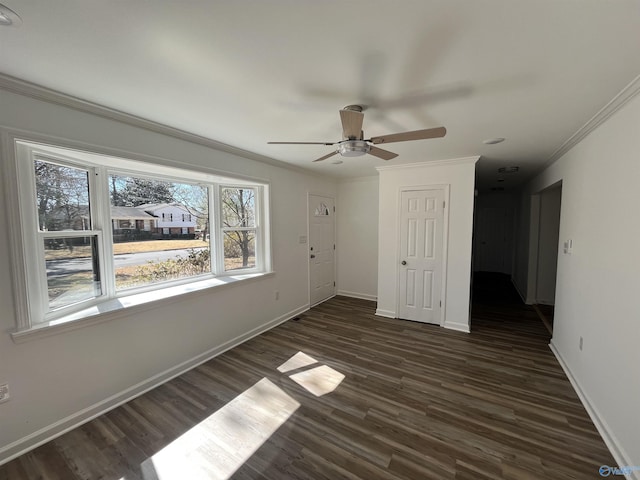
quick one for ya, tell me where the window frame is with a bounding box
[10,139,271,333]
[217,184,263,274]
[104,168,218,296]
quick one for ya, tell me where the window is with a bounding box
[220,187,257,271]
[314,202,330,216]
[12,140,270,330]
[34,160,102,312]
[108,173,210,291]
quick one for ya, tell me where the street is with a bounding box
[46,247,208,278]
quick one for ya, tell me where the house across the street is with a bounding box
[137,203,197,237]
[46,203,197,241]
[110,206,156,241]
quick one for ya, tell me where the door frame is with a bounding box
[525,181,563,306]
[395,184,450,326]
[307,192,337,307]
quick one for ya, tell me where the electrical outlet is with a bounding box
[0,384,9,403]
[579,337,583,351]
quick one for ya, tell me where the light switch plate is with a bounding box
[0,384,9,403]
[564,239,573,254]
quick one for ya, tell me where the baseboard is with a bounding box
[337,290,377,302]
[0,304,309,466]
[549,342,638,480]
[443,321,470,333]
[375,308,395,318]
[511,277,528,304]
[532,304,553,335]
[536,300,555,306]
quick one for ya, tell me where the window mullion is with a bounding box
[221,227,255,232]
[213,184,223,275]
[255,185,263,272]
[22,147,49,325]
[93,166,115,298]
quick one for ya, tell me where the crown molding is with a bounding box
[376,156,480,172]
[0,73,322,178]
[545,74,640,166]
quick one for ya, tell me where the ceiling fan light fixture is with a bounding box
[268,107,445,162]
[483,137,505,145]
[338,140,370,157]
[0,4,22,26]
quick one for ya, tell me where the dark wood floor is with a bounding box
[1,288,613,479]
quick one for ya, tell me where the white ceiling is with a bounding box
[1,1,639,190]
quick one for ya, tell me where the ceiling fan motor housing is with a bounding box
[339,140,370,157]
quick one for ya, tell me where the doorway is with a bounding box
[533,183,562,333]
[397,188,445,324]
[308,194,336,306]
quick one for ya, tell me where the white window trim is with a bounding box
[10,271,274,344]
[217,184,264,275]
[5,135,272,340]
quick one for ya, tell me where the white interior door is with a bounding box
[398,189,445,324]
[309,194,335,306]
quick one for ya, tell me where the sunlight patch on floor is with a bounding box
[141,378,300,480]
[289,364,345,397]
[277,350,318,373]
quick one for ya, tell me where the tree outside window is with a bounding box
[221,187,256,270]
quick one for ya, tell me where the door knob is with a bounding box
[401,260,407,265]
[310,254,316,259]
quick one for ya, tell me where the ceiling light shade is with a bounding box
[498,166,519,174]
[338,140,370,157]
[0,4,22,27]
[483,137,505,145]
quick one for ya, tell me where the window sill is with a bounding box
[11,271,274,344]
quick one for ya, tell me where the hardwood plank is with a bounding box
[0,291,615,479]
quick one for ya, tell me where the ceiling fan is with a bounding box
[268,105,446,162]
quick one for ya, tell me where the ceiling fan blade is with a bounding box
[312,151,339,163]
[340,109,364,139]
[369,126,446,145]
[268,141,336,145]
[368,146,398,161]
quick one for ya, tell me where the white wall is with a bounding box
[512,192,531,301]
[0,89,337,462]
[376,158,478,332]
[515,93,640,468]
[535,185,562,305]
[336,176,379,301]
